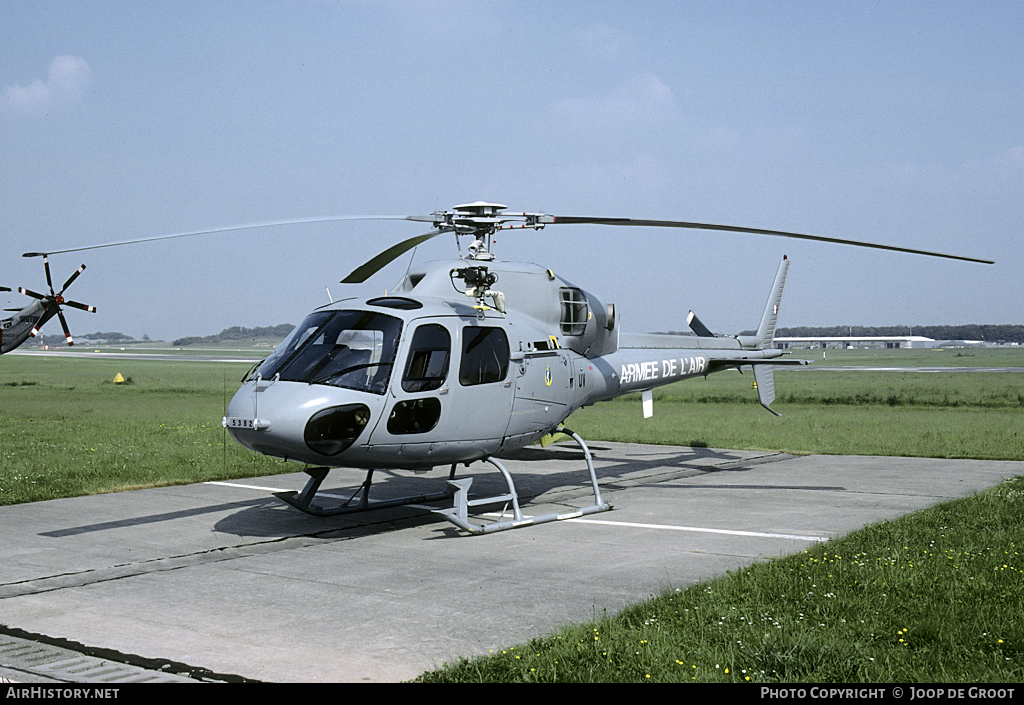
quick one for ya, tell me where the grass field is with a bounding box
[2,346,1023,682]
[0,352,283,505]
[564,347,1024,460]
[3,348,1022,504]
[2,347,1022,502]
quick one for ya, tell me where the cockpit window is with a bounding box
[251,310,402,394]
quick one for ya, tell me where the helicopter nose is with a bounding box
[224,380,383,464]
[303,403,371,456]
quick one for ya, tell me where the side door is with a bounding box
[368,319,515,461]
[442,323,516,444]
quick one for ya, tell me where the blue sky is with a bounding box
[3,1,1021,342]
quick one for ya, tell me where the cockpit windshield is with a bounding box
[250,310,402,394]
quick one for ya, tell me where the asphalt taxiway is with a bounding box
[2,443,1021,682]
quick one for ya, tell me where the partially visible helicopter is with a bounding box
[1,256,96,354]
[24,203,993,533]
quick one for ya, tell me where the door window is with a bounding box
[459,327,509,386]
[402,323,451,392]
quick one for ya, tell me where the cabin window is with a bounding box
[402,324,451,392]
[559,287,589,336]
[459,326,509,386]
[387,398,442,435]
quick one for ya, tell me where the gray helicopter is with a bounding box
[1,257,96,354]
[25,202,992,533]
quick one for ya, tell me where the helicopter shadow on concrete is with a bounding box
[210,442,793,540]
[208,473,455,540]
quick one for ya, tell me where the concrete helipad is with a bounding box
[1,442,1020,682]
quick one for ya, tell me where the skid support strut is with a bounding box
[434,427,612,534]
[276,465,457,517]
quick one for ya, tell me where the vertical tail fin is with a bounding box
[753,364,780,416]
[743,256,790,415]
[755,255,789,348]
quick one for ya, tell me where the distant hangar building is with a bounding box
[772,335,985,349]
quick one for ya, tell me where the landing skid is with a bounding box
[433,427,612,534]
[275,427,612,533]
[275,466,457,517]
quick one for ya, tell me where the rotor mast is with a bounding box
[433,202,548,261]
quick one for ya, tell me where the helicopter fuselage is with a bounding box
[224,257,789,470]
[1,299,52,354]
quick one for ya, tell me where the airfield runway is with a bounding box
[1,443,1021,683]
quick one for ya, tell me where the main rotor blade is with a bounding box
[59,264,86,294]
[30,305,55,338]
[43,255,55,294]
[18,287,49,301]
[22,216,431,258]
[545,216,994,265]
[341,229,448,284]
[63,299,97,313]
[56,308,75,346]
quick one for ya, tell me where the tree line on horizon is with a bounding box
[171,324,295,347]
[660,324,1024,344]
[28,325,295,348]
[772,324,1024,343]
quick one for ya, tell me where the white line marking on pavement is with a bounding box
[207,481,291,492]
[568,517,828,541]
[485,513,827,541]
[206,481,353,502]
